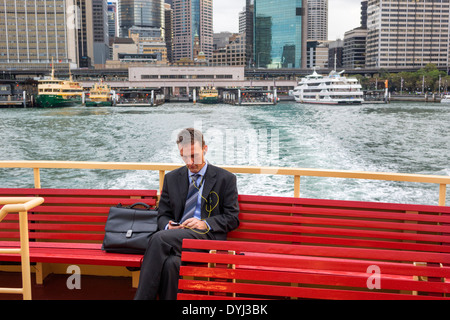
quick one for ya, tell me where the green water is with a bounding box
[0,102,449,205]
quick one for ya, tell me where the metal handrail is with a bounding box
[0,197,45,300]
[0,161,448,206]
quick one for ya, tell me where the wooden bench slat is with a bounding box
[0,231,105,241]
[240,204,450,224]
[0,247,143,267]
[0,188,157,197]
[227,231,450,253]
[1,223,104,232]
[33,197,156,206]
[0,241,101,250]
[182,240,450,266]
[239,212,450,234]
[2,213,108,223]
[178,279,447,300]
[181,251,450,279]
[177,293,259,300]
[237,222,450,244]
[30,207,110,214]
[238,194,450,214]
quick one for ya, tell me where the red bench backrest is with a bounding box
[0,188,158,244]
[232,195,450,253]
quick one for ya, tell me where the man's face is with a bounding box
[179,142,207,173]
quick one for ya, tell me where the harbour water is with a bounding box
[0,101,449,205]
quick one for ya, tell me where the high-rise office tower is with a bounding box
[361,0,368,29]
[92,0,109,66]
[108,2,118,38]
[164,3,173,63]
[172,0,213,62]
[0,0,73,68]
[307,0,328,41]
[239,0,254,67]
[118,0,165,37]
[0,0,109,69]
[366,0,450,68]
[254,0,307,68]
[70,0,109,67]
[343,27,367,69]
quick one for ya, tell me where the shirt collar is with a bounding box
[188,160,208,178]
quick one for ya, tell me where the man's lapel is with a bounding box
[201,165,217,217]
[178,166,189,214]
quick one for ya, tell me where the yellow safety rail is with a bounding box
[0,160,448,206]
[0,197,45,300]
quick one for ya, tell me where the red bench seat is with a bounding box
[179,239,450,300]
[0,188,158,287]
[179,194,450,300]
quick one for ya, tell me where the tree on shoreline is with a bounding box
[354,64,450,94]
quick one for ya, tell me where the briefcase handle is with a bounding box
[129,202,151,209]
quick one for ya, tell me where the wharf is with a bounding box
[0,101,27,108]
[0,96,34,108]
[363,90,389,104]
[115,88,165,107]
[223,87,278,106]
[390,94,442,103]
[362,99,389,104]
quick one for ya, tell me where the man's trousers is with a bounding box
[134,228,214,300]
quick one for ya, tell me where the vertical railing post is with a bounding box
[294,176,301,198]
[33,168,41,189]
[439,184,447,206]
[18,210,31,300]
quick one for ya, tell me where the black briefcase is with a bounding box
[102,202,158,254]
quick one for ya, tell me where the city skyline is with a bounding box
[110,0,362,41]
[213,0,361,40]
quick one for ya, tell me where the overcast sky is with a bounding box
[213,0,362,40]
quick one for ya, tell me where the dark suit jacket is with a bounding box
[157,164,240,240]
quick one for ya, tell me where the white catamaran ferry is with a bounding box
[293,70,364,105]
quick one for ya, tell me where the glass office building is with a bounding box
[254,0,307,68]
[118,0,164,37]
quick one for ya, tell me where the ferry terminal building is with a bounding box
[80,66,297,98]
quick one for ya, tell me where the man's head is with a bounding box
[177,128,208,173]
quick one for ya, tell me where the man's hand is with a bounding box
[181,218,208,231]
[168,221,183,230]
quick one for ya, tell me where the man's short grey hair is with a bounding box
[176,128,205,147]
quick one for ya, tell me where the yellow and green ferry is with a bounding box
[85,81,113,107]
[35,67,83,108]
[198,87,219,104]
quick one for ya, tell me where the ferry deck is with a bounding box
[0,161,449,301]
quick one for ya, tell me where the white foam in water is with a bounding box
[106,170,160,190]
[0,103,449,205]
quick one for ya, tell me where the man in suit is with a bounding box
[134,128,240,300]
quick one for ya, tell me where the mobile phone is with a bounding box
[170,222,180,226]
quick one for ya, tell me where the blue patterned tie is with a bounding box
[180,174,201,223]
